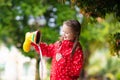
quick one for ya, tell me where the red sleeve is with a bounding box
[40,42,55,57]
[68,49,84,77]
[31,42,55,57]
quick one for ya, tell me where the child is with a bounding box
[31,20,84,80]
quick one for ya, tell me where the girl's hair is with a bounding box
[60,19,82,57]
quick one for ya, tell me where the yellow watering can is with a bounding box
[23,30,41,52]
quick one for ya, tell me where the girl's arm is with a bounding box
[31,42,56,57]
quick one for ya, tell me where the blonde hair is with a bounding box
[60,20,81,57]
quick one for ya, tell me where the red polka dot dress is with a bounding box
[31,40,83,80]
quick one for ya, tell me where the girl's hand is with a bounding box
[56,53,62,61]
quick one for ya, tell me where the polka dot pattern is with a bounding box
[33,40,83,80]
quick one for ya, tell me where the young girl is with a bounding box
[31,20,84,80]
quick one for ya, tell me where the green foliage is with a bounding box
[86,49,120,79]
[40,27,59,44]
[101,56,120,79]
[80,13,120,52]
[108,33,120,57]
[0,0,48,46]
[77,0,119,19]
[58,0,119,19]
[115,72,120,80]
[56,4,76,26]
[106,14,120,57]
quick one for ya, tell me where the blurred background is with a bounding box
[0,0,120,80]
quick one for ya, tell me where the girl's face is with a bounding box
[62,24,75,41]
